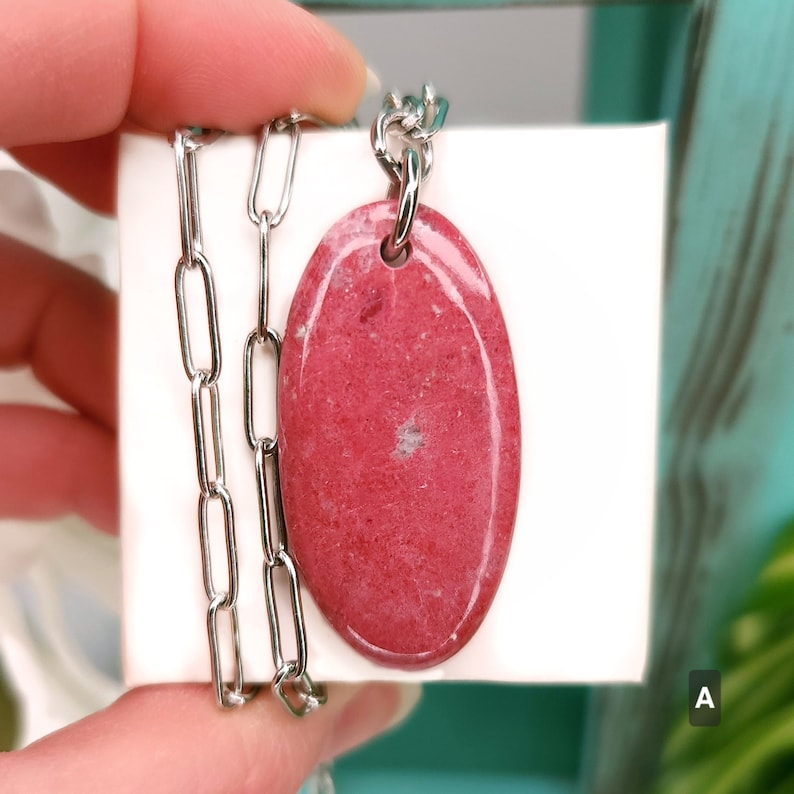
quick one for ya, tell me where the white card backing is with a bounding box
[118,124,665,685]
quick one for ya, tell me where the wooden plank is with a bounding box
[584,0,794,789]
[585,4,692,123]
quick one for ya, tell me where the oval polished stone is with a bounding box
[278,201,521,670]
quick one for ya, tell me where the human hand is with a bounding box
[0,1,415,791]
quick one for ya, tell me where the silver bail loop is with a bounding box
[370,84,447,264]
[382,147,420,264]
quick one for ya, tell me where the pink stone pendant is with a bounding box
[278,201,521,670]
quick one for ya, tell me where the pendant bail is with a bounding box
[382,147,420,264]
[370,85,448,265]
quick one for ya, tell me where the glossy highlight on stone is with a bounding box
[278,201,521,670]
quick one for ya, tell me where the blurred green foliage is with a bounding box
[655,520,794,794]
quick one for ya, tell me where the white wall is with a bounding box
[319,6,588,125]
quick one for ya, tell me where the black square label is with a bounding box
[689,669,721,727]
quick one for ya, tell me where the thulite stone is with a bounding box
[279,201,521,670]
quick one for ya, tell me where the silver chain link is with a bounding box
[171,121,325,715]
[371,83,448,185]
[172,128,255,708]
[245,115,327,717]
[370,84,448,262]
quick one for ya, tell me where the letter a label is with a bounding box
[695,685,715,709]
[689,670,721,726]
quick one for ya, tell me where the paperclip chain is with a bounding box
[245,115,327,717]
[172,129,255,708]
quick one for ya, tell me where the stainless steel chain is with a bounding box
[371,84,448,263]
[172,128,255,708]
[171,120,326,715]
[245,114,327,717]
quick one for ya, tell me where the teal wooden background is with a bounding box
[585,1,794,790]
[585,3,691,123]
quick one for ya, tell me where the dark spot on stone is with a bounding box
[359,290,383,323]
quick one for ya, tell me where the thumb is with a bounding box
[2,683,420,794]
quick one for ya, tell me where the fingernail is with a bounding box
[323,682,419,761]
[364,67,382,100]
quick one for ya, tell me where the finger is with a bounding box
[4,683,408,794]
[0,405,116,534]
[10,135,119,215]
[0,233,116,431]
[0,0,366,149]
[131,0,366,132]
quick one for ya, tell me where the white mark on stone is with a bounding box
[431,304,442,317]
[420,331,428,340]
[394,420,424,459]
[331,264,353,290]
[295,324,307,339]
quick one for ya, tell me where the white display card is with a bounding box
[118,124,665,685]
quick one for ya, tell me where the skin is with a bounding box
[0,1,407,791]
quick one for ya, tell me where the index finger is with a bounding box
[0,0,366,148]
